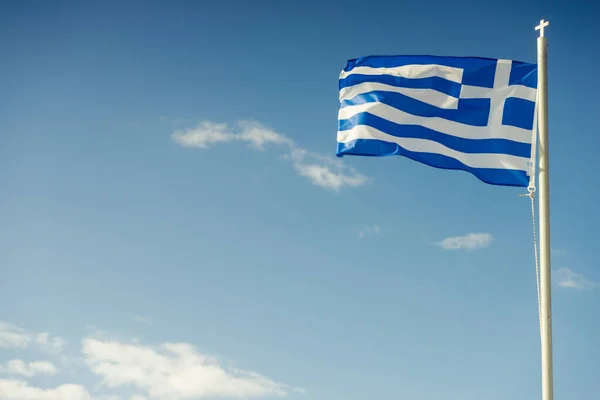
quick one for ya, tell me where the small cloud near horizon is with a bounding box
[0,323,65,354]
[132,316,152,325]
[437,233,494,251]
[0,321,304,400]
[358,225,381,238]
[554,267,599,290]
[0,359,58,377]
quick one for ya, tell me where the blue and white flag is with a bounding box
[336,55,538,187]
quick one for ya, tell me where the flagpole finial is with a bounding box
[535,19,550,37]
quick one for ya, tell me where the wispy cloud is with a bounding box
[554,267,599,290]
[284,148,366,191]
[437,233,494,251]
[0,321,303,400]
[0,323,31,349]
[171,121,293,150]
[551,248,567,255]
[36,332,66,354]
[0,323,66,354]
[83,339,297,399]
[132,316,151,325]
[0,379,98,400]
[238,121,295,150]
[171,120,367,191]
[0,360,58,377]
[358,224,381,238]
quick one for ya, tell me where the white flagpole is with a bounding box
[535,19,553,400]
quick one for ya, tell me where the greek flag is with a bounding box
[336,55,538,187]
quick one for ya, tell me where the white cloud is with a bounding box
[0,360,58,377]
[171,120,367,191]
[131,316,151,325]
[0,323,31,349]
[0,322,301,400]
[438,233,494,251]
[358,225,380,238]
[82,338,300,399]
[554,267,599,290]
[171,121,236,149]
[0,323,65,354]
[237,121,295,150]
[36,333,66,354]
[0,379,93,400]
[171,121,293,150]
[285,148,367,191]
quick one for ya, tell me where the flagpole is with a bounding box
[535,19,553,400]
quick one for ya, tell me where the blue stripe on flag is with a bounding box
[340,91,490,126]
[337,139,529,187]
[339,74,462,97]
[338,112,531,157]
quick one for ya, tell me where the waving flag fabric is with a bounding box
[336,55,538,187]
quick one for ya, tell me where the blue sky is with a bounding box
[1,1,599,399]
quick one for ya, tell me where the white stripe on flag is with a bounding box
[460,84,537,102]
[339,64,464,83]
[338,125,530,171]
